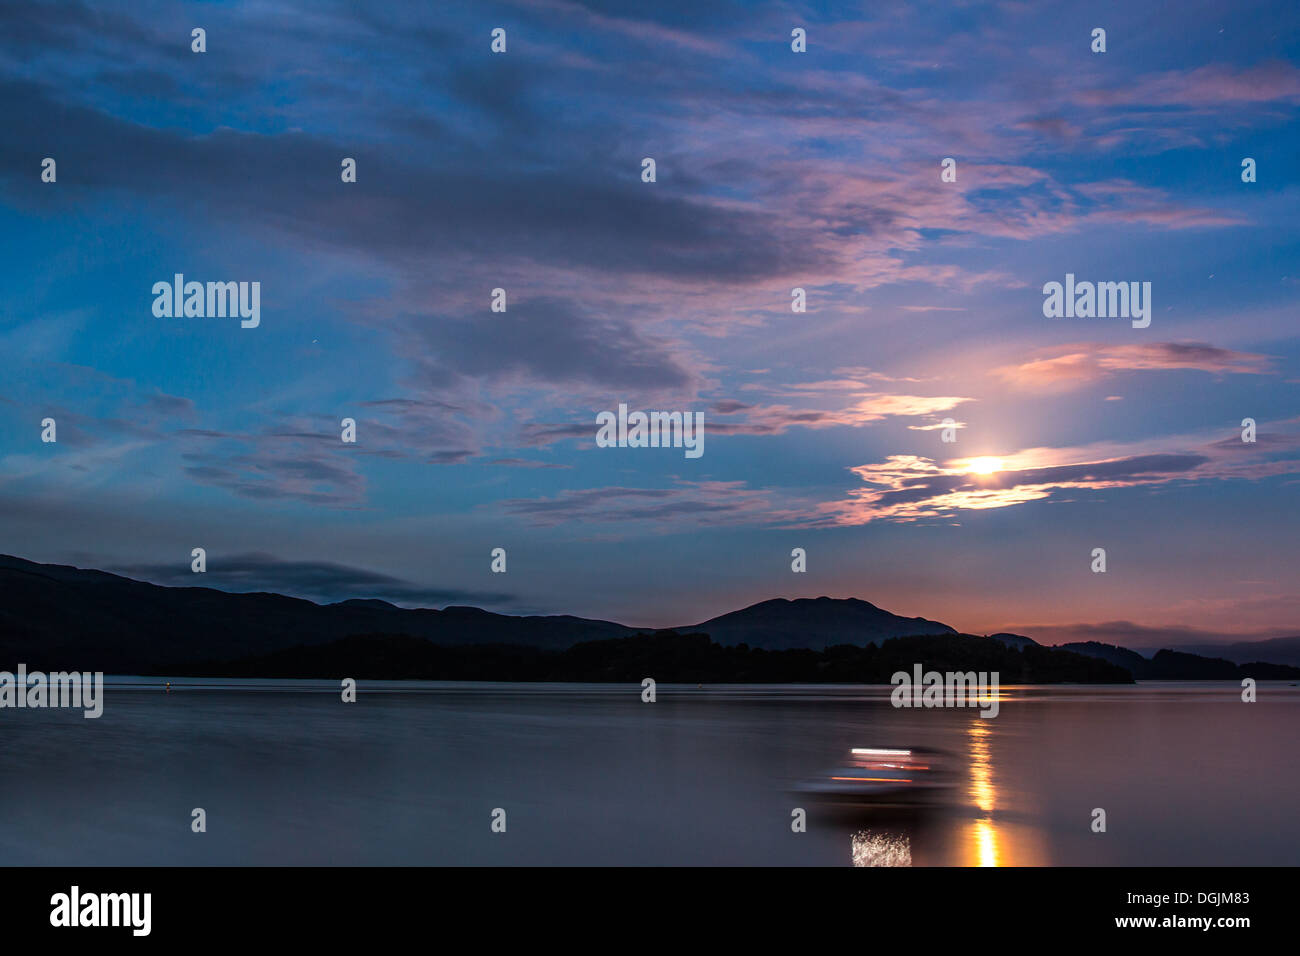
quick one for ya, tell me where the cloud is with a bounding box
[487,457,572,469]
[1075,62,1300,109]
[410,297,701,395]
[817,424,1300,526]
[908,419,966,431]
[703,394,975,434]
[710,399,752,414]
[995,342,1277,390]
[137,391,196,417]
[714,375,975,435]
[499,480,775,527]
[515,389,976,449]
[818,452,1207,526]
[113,552,515,606]
[0,76,835,289]
[3,0,1298,635]
[180,446,367,507]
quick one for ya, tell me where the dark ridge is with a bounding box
[1059,641,1300,680]
[187,631,1136,683]
[686,595,956,651]
[3,554,1294,681]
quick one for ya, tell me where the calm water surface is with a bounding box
[2,680,1296,866]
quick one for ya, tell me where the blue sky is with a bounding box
[1,0,1298,646]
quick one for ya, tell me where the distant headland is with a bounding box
[2,555,1295,683]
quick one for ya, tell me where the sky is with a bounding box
[1,0,1297,647]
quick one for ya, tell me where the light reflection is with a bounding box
[973,819,998,868]
[967,720,1000,866]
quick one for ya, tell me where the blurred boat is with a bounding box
[795,747,955,809]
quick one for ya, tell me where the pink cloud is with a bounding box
[995,342,1276,390]
[1076,62,1300,108]
[814,425,1300,527]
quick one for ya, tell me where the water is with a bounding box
[2,679,1297,865]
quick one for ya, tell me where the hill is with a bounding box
[3,555,1294,681]
[0,556,961,670]
[1173,635,1300,668]
[685,596,955,651]
[1059,641,1300,680]
[190,630,1135,683]
[0,554,637,671]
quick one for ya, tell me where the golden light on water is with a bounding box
[968,722,996,813]
[973,819,998,868]
[967,721,1001,867]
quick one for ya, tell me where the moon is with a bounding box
[967,457,1003,475]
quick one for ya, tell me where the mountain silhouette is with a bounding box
[196,630,1136,684]
[1059,640,1300,680]
[986,632,1041,650]
[0,556,958,670]
[0,555,637,671]
[1173,635,1300,668]
[2,555,1296,680]
[1057,640,1151,673]
[686,596,955,651]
